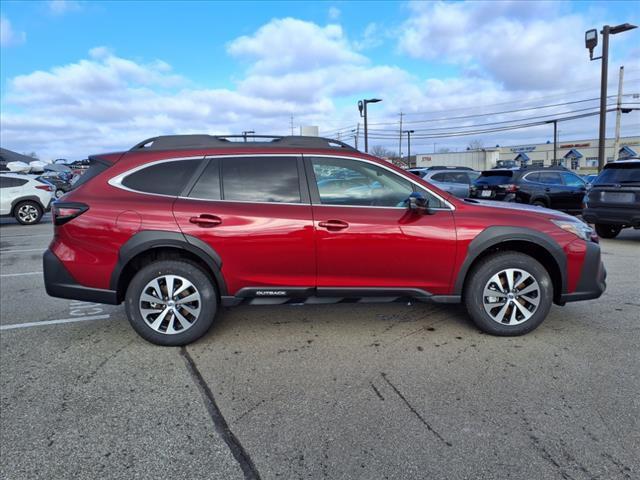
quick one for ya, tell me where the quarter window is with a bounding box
[221,157,301,203]
[122,159,201,196]
[0,176,28,188]
[560,172,585,187]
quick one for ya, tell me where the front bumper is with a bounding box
[583,206,640,227]
[558,240,606,303]
[43,249,119,304]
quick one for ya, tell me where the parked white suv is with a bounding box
[0,173,54,225]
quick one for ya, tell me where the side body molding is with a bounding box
[452,226,567,295]
[110,230,227,296]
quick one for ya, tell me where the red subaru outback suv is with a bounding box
[44,135,606,345]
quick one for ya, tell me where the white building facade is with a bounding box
[415,136,640,171]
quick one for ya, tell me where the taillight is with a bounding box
[52,202,89,225]
[499,184,519,193]
[36,185,53,192]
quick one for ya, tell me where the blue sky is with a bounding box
[1,0,639,159]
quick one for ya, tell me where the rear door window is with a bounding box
[221,156,301,203]
[122,159,201,196]
[537,172,562,185]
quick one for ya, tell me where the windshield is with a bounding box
[475,171,514,185]
[595,163,640,185]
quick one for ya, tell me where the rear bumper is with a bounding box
[583,206,640,227]
[43,249,119,304]
[558,240,606,303]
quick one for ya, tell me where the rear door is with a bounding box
[559,172,587,211]
[536,172,565,209]
[173,155,316,295]
[306,156,457,295]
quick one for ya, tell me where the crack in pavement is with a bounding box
[380,372,452,447]
[180,346,261,480]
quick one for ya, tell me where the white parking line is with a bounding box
[0,248,44,254]
[0,271,42,277]
[0,234,52,239]
[0,314,112,331]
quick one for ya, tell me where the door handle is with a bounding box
[318,220,349,230]
[189,214,222,227]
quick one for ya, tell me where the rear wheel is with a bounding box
[595,224,621,239]
[125,260,217,346]
[14,201,43,225]
[532,200,547,208]
[464,252,553,336]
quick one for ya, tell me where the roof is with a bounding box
[563,148,583,159]
[0,147,37,164]
[130,135,356,152]
[618,146,638,158]
[514,152,530,161]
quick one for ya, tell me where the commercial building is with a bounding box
[415,136,639,171]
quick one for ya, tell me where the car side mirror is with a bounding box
[405,192,430,214]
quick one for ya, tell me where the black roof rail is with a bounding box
[130,134,357,152]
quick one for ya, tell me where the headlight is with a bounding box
[550,219,593,241]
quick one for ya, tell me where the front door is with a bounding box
[306,156,457,295]
[173,155,316,295]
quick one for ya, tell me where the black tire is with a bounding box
[532,200,547,208]
[125,259,218,346]
[595,224,621,239]
[14,200,43,225]
[463,252,553,336]
[54,189,64,199]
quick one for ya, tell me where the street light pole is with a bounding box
[358,98,382,153]
[403,130,414,168]
[597,25,610,172]
[242,130,255,142]
[586,23,637,172]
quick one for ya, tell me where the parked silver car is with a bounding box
[407,167,479,198]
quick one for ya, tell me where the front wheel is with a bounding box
[595,224,621,239]
[464,252,553,336]
[125,260,218,346]
[14,201,43,225]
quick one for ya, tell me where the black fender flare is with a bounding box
[110,230,228,296]
[11,195,44,215]
[453,226,566,295]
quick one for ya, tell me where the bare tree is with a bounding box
[467,139,483,150]
[436,147,451,153]
[370,145,394,159]
[23,151,39,159]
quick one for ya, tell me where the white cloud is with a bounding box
[227,18,366,74]
[398,1,596,90]
[48,0,82,16]
[0,16,26,47]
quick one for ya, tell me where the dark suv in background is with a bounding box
[582,159,640,238]
[471,166,587,213]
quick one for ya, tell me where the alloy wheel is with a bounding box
[482,268,541,325]
[138,275,202,334]
[17,204,39,224]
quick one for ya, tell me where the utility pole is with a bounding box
[354,123,360,150]
[613,66,624,161]
[398,112,403,161]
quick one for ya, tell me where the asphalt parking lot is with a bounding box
[1,216,638,480]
